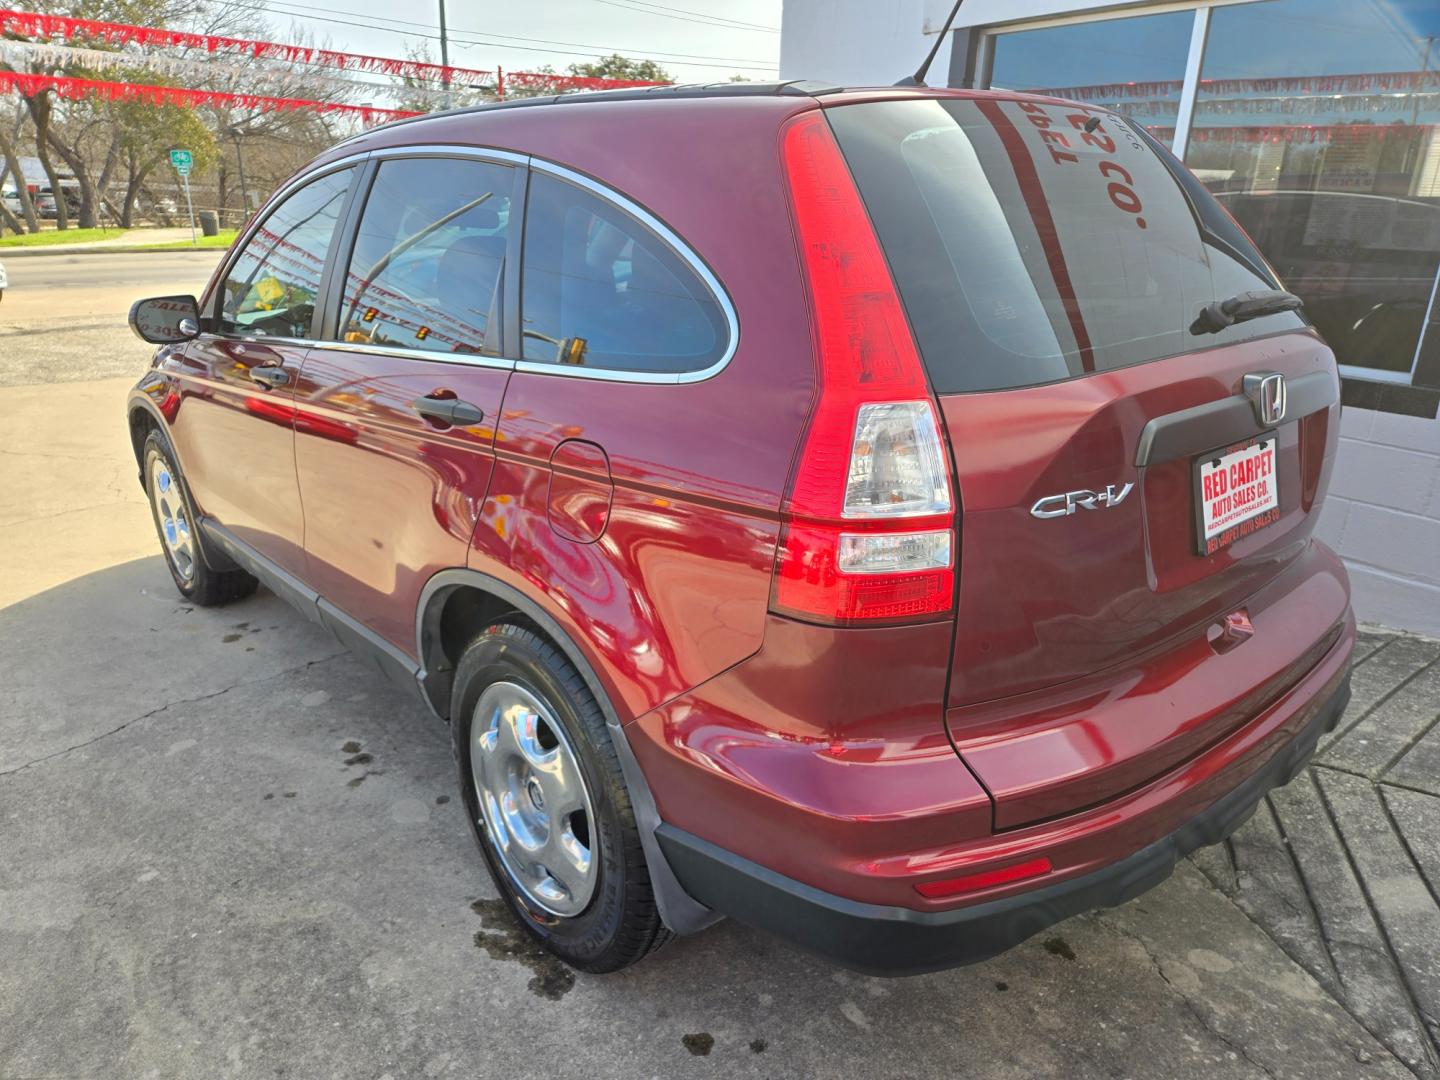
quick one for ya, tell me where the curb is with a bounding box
[0,244,226,258]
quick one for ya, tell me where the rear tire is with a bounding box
[142,430,257,607]
[453,622,671,973]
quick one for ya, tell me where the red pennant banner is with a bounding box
[0,9,668,92]
[0,70,422,123]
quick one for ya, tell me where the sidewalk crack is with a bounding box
[1095,914,1277,1078]
[0,652,347,778]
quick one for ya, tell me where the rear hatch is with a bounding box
[828,93,1341,826]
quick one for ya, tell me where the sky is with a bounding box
[248,0,785,84]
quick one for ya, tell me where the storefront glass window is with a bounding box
[1188,0,1440,380]
[988,11,1194,142]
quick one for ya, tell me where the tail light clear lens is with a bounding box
[771,111,959,626]
[838,529,951,574]
[844,401,952,518]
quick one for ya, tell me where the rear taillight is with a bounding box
[771,111,956,626]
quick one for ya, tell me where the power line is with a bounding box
[255,0,780,69]
[588,0,773,32]
[588,0,779,33]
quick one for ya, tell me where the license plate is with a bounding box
[1194,432,1280,555]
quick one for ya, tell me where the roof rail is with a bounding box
[338,80,847,145]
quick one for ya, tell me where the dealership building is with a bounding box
[781,0,1440,634]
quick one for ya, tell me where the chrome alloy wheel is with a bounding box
[470,681,598,917]
[149,456,195,582]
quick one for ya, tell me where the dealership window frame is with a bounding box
[949,0,1440,417]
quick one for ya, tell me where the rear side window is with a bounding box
[827,98,1306,393]
[520,172,729,374]
[218,168,353,339]
[338,157,514,355]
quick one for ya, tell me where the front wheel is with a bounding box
[142,430,257,606]
[453,622,670,973]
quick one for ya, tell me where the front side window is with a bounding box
[520,172,729,374]
[218,168,353,338]
[338,157,514,355]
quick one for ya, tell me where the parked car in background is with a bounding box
[125,82,1353,977]
[0,259,7,302]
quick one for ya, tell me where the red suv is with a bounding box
[126,83,1353,976]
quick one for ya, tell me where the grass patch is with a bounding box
[0,227,129,248]
[141,230,239,250]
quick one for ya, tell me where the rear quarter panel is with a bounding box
[390,99,821,720]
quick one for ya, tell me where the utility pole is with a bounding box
[227,126,249,224]
[438,0,450,87]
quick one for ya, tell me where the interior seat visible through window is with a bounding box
[336,157,513,355]
[520,171,730,374]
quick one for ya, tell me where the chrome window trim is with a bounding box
[193,331,313,350]
[308,339,516,371]
[367,144,530,168]
[211,143,739,383]
[523,158,740,385]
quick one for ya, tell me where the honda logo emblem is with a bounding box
[1243,372,1287,427]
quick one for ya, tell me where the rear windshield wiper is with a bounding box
[1190,289,1304,336]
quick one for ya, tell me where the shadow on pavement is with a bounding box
[0,557,1408,1079]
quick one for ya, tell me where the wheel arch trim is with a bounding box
[415,567,719,935]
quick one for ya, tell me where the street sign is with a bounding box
[170,150,196,244]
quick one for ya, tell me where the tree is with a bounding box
[567,55,672,84]
[393,42,493,115]
[0,120,39,233]
[1,0,232,227]
[110,90,217,226]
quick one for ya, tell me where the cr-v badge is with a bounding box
[1030,483,1135,519]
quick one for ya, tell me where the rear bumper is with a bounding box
[657,670,1350,976]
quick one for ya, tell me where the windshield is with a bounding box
[827,97,1307,393]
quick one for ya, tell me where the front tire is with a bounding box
[142,430,257,606]
[453,622,670,973]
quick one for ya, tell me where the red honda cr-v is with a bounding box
[126,82,1353,976]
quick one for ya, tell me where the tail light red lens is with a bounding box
[772,110,957,625]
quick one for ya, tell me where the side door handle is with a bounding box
[248,365,290,389]
[412,397,484,426]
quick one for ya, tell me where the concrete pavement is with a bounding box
[1194,629,1440,1076]
[0,254,1433,1078]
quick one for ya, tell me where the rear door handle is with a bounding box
[248,365,289,389]
[412,396,484,426]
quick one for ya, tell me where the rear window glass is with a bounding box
[520,172,730,374]
[827,98,1306,393]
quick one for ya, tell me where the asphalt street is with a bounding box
[0,251,1425,1079]
[0,250,224,387]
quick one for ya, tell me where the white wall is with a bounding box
[1318,407,1440,637]
[779,0,951,86]
[778,0,1154,86]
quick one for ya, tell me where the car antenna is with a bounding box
[894,0,967,87]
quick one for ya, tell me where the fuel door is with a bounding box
[548,439,613,543]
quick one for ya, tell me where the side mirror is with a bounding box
[129,295,201,345]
